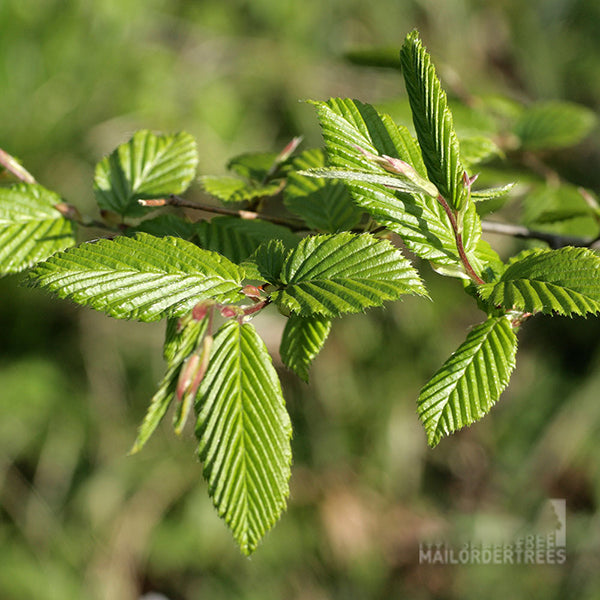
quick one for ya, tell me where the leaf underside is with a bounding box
[417,316,518,447]
[196,320,292,555]
[28,233,244,322]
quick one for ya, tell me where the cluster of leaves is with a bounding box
[1,31,599,554]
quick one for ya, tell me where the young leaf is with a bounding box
[459,136,502,169]
[418,316,518,447]
[227,151,279,181]
[198,175,283,205]
[131,315,207,453]
[471,183,515,202]
[28,233,244,322]
[94,130,198,218]
[513,101,597,151]
[241,239,288,284]
[522,184,600,239]
[280,315,331,382]
[400,31,467,211]
[274,232,427,317]
[478,247,600,317]
[132,214,196,239]
[195,320,292,555]
[310,98,484,273]
[195,216,298,264]
[0,184,76,274]
[284,148,362,232]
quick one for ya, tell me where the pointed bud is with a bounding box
[192,300,214,322]
[174,335,214,434]
[138,198,167,207]
[462,171,479,191]
[275,136,303,164]
[54,202,82,222]
[176,353,201,402]
[220,305,244,319]
[241,285,263,301]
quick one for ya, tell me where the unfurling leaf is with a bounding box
[131,314,208,453]
[400,31,467,211]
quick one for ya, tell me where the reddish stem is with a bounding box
[436,194,485,285]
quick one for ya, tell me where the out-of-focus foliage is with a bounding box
[2,0,600,598]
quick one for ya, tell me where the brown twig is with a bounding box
[481,220,600,249]
[0,148,37,184]
[139,195,308,231]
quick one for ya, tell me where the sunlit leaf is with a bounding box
[479,247,600,316]
[196,320,292,555]
[28,233,243,321]
[94,130,198,218]
[274,232,426,317]
[418,316,517,447]
[0,184,75,275]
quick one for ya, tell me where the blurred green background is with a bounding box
[1,1,600,599]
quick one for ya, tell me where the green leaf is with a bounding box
[471,183,515,202]
[195,320,292,555]
[280,315,331,382]
[0,184,76,275]
[478,247,600,317]
[459,136,502,169]
[417,316,518,447]
[28,233,244,322]
[132,214,196,239]
[284,148,362,232]
[199,176,283,204]
[304,167,438,198]
[131,315,207,453]
[94,130,198,218]
[513,101,597,150]
[343,46,402,70]
[242,240,288,284]
[310,98,429,177]
[522,184,600,239]
[310,97,486,275]
[400,31,467,211]
[195,216,298,264]
[274,232,426,317]
[227,151,278,181]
